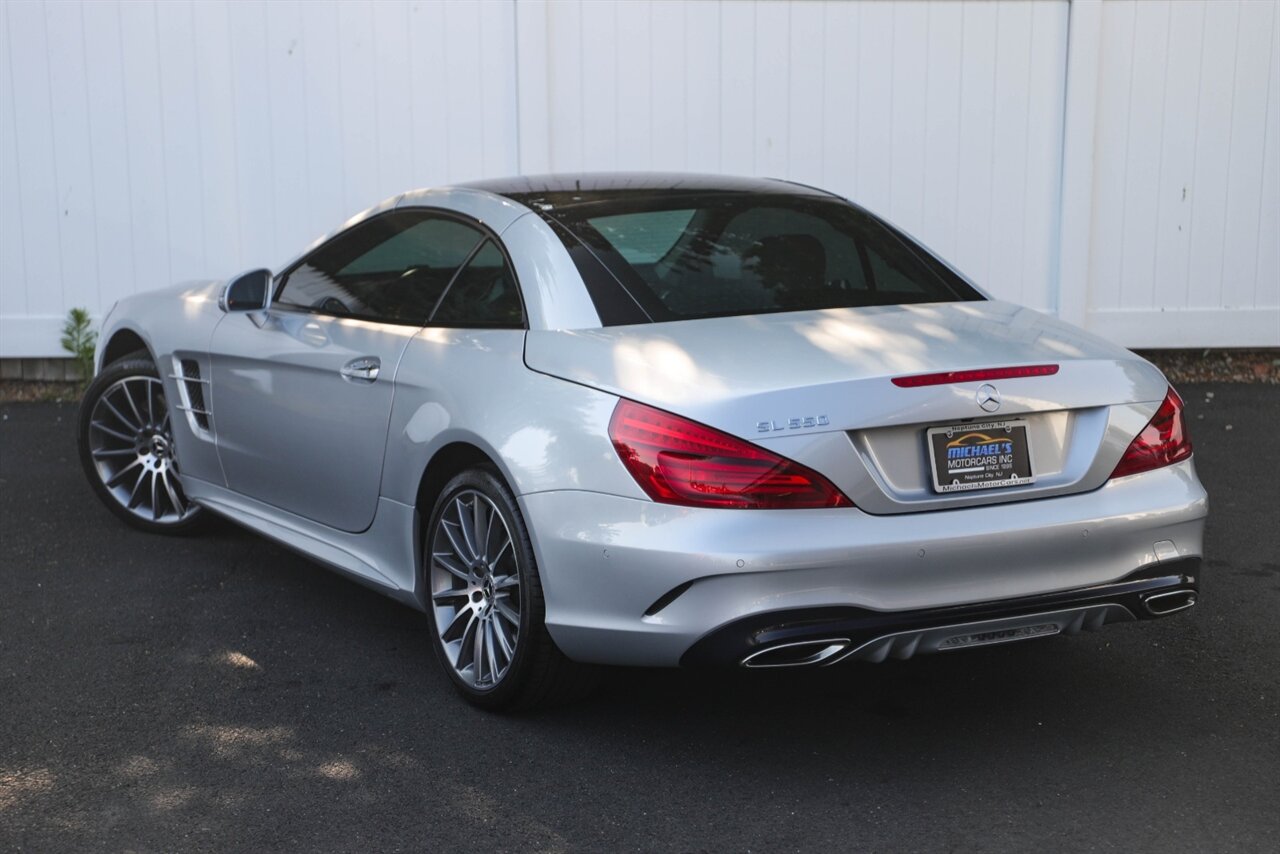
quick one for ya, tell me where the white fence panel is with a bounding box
[1,0,1276,357]
[1084,0,1280,346]
[0,0,519,357]
[533,0,1071,314]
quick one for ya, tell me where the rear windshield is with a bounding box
[550,194,982,323]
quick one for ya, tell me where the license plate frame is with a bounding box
[927,419,1035,494]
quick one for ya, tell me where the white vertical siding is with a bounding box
[0,0,1276,357]
[536,0,1070,314]
[1085,0,1280,346]
[0,0,520,356]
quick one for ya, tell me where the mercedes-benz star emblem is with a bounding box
[976,384,1001,413]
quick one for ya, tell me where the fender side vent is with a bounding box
[171,356,213,437]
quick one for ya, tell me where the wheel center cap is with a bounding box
[136,433,169,458]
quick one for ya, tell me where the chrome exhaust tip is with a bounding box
[1144,589,1197,616]
[741,638,849,668]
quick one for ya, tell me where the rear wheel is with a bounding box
[424,468,596,710]
[77,352,204,534]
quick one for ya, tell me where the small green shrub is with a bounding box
[60,307,97,385]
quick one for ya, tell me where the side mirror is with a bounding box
[220,268,274,313]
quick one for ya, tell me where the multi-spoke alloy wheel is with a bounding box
[424,469,598,710]
[429,489,522,689]
[78,354,203,533]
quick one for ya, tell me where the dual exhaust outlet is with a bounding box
[741,592,1196,669]
[1142,588,1196,616]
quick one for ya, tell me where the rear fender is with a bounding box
[379,328,645,508]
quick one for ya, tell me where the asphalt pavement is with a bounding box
[2,383,1277,852]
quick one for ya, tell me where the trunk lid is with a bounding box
[525,300,1169,512]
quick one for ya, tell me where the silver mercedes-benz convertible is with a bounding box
[79,174,1207,709]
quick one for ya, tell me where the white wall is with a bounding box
[524,0,1070,316]
[1080,0,1280,346]
[0,0,521,356]
[1,0,1277,358]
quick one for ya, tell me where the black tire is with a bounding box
[424,467,598,711]
[77,351,206,535]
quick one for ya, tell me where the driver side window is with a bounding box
[275,212,485,326]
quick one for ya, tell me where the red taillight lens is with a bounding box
[609,399,853,509]
[1110,387,1193,479]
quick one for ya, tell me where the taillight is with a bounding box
[1110,387,1193,479]
[609,399,853,509]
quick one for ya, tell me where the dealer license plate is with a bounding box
[927,419,1034,493]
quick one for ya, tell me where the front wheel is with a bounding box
[424,468,596,711]
[77,352,205,534]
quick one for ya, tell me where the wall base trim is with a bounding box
[0,357,83,381]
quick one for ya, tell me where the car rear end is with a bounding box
[493,176,1207,668]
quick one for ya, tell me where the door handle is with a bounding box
[340,356,381,383]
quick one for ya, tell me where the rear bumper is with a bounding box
[518,459,1207,667]
[681,558,1199,667]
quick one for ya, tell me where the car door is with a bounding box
[208,210,488,533]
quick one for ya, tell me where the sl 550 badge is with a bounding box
[757,415,830,433]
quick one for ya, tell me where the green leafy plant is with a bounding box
[60,307,97,386]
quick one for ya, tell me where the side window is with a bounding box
[276,212,484,325]
[430,240,524,328]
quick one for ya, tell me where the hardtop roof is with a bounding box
[458,172,834,212]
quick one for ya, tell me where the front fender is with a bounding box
[96,280,225,370]
[92,279,227,486]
